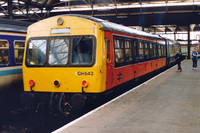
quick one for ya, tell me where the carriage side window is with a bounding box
[125,40,132,62]
[138,42,144,60]
[72,37,94,65]
[158,45,162,57]
[133,41,137,61]
[169,45,174,57]
[27,39,47,65]
[0,40,9,65]
[149,43,154,58]
[14,41,25,64]
[172,45,175,56]
[161,45,163,57]
[114,39,124,63]
[144,43,149,59]
[154,43,158,58]
[49,38,69,65]
[162,45,166,56]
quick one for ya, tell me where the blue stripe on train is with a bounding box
[0,69,22,76]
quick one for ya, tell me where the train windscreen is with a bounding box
[72,37,93,64]
[49,38,69,65]
[27,39,47,65]
[26,36,95,66]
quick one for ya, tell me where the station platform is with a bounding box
[54,60,200,133]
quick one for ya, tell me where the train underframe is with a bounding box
[20,91,99,117]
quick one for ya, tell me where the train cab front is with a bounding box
[22,16,107,114]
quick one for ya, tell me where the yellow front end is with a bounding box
[23,16,107,94]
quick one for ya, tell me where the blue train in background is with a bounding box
[0,17,30,113]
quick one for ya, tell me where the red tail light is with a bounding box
[82,80,88,88]
[29,80,35,87]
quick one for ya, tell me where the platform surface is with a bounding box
[54,60,200,133]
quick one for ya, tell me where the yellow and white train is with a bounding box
[22,14,180,115]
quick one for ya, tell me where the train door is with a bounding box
[106,39,113,90]
[155,43,159,69]
[132,40,138,78]
[166,40,170,65]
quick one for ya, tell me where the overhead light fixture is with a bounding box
[59,2,200,11]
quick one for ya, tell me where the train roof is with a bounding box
[0,17,31,33]
[60,14,162,40]
[160,37,180,45]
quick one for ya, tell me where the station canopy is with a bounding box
[0,0,200,33]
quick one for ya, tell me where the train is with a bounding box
[0,18,30,113]
[22,14,180,115]
[0,18,30,91]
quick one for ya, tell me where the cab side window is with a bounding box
[106,39,110,63]
[0,40,9,65]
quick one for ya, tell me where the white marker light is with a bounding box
[57,18,64,25]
